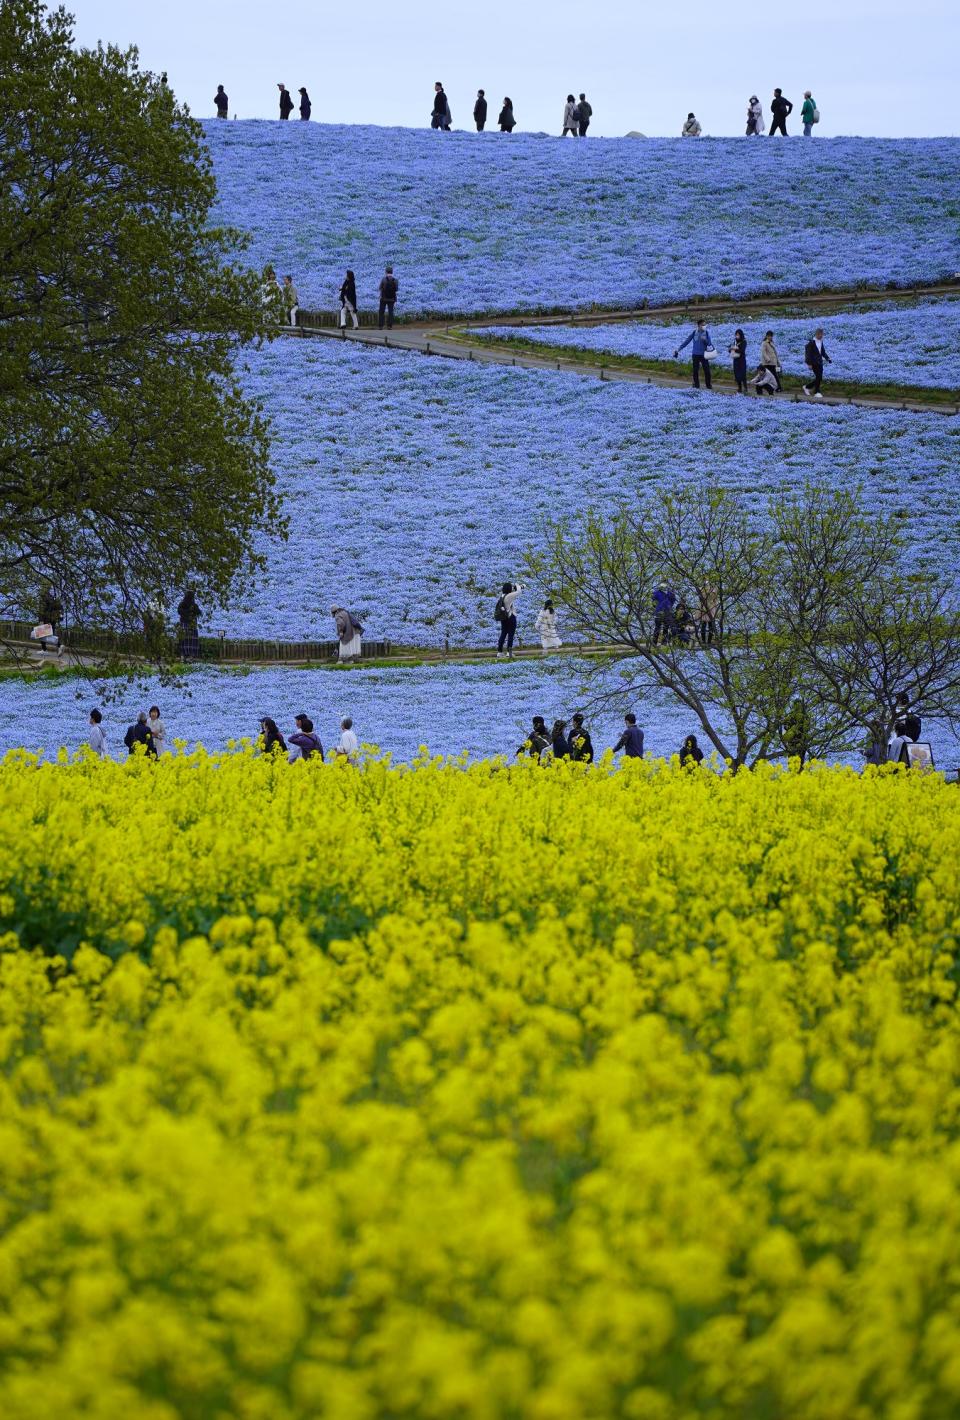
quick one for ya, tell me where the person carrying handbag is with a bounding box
[674,319,715,389]
[759,331,783,391]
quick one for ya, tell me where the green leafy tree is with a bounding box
[0,0,285,655]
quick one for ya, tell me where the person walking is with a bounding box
[730,328,748,393]
[124,712,157,758]
[288,714,324,762]
[679,734,704,766]
[278,83,294,119]
[299,87,311,120]
[518,716,551,760]
[177,587,201,659]
[562,95,578,137]
[147,705,166,754]
[652,582,676,643]
[431,82,452,130]
[674,318,714,389]
[800,91,817,137]
[759,330,782,391]
[568,713,594,763]
[331,605,363,662]
[259,717,288,754]
[214,84,229,118]
[534,600,562,651]
[336,717,359,760]
[803,327,831,398]
[474,90,487,131]
[261,264,284,321]
[282,274,299,327]
[88,709,107,758]
[378,265,398,328]
[576,94,592,136]
[746,96,764,135]
[681,113,702,138]
[495,582,523,658]
[697,582,719,644]
[769,88,792,136]
[339,269,359,329]
[498,98,516,132]
[551,719,570,759]
[614,713,644,758]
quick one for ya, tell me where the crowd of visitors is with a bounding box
[673,318,833,397]
[683,90,818,137]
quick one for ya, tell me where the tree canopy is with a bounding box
[0,0,284,646]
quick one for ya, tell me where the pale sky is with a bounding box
[71,0,956,138]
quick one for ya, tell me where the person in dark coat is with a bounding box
[679,734,704,766]
[652,582,676,643]
[730,328,748,394]
[894,694,922,742]
[431,82,451,130]
[260,717,288,754]
[769,88,793,136]
[803,328,831,398]
[278,83,294,119]
[288,714,324,762]
[124,712,157,758]
[474,90,487,131]
[214,85,228,118]
[518,717,550,760]
[614,713,644,758]
[569,713,594,763]
[177,587,201,660]
[551,719,570,759]
[299,87,311,120]
[37,583,63,651]
[378,265,398,329]
[577,93,592,136]
[498,98,516,132]
[339,269,359,329]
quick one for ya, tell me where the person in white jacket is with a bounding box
[746,96,765,135]
[681,113,702,138]
[88,708,107,757]
[496,582,523,658]
[337,717,359,761]
[534,600,562,651]
[562,95,578,137]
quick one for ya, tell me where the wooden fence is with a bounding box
[0,620,393,664]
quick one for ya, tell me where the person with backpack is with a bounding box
[769,88,792,136]
[674,318,714,389]
[498,98,516,133]
[534,600,562,651]
[339,269,359,329]
[332,605,363,662]
[576,94,592,136]
[288,713,324,762]
[474,90,488,131]
[214,85,229,118]
[431,82,452,130]
[518,716,550,760]
[569,713,594,763]
[495,582,523,657]
[803,327,831,398]
[562,95,578,137]
[613,713,644,758]
[378,265,398,329]
[801,91,817,136]
[278,83,294,119]
[299,87,311,120]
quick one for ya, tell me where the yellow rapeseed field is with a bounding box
[2,748,960,1419]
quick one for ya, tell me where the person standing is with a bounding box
[518,717,551,760]
[337,717,359,761]
[177,587,201,659]
[474,90,488,131]
[498,98,516,132]
[674,318,713,389]
[729,328,748,393]
[214,85,229,118]
[124,712,157,758]
[378,265,398,328]
[800,91,816,137]
[769,88,792,136]
[577,93,592,136]
[534,600,562,651]
[652,582,676,643]
[894,694,922,743]
[698,582,719,644]
[782,699,812,766]
[259,717,288,754]
[288,714,324,761]
[37,583,63,652]
[147,705,166,754]
[681,113,702,137]
[614,713,644,758]
[803,328,831,398]
[746,96,764,135]
[551,719,570,759]
[331,605,363,662]
[495,582,523,658]
[339,269,359,329]
[282,274,299,327]
[261,264,284,321]
[431,82,451,130]
[278,83,294,119]
[88,709,107,758]
[562,95,578,137]
[299,87,311,120]
[679,734,704,766]
[569,713,594,763]
[759,330,782,391]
